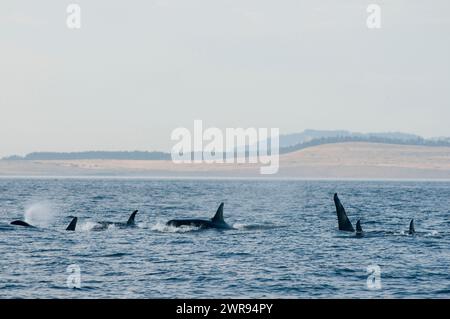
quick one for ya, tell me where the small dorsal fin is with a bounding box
[66,217,78,231]
[127,210,138,225]
[356,220,363,233]
[409,219,415,234]
[211,203,225,223]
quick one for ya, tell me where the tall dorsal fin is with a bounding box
[409,219,415,234]
[127,210,138,225]
[211,203,225,223]
[333,193,355,232]
[66,217,78,231]
[356,220,363,233]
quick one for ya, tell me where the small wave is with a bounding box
[101,252,130,258]
[151,221,200,233]
[233,223,285,231]
[92,195,114,201]
[435,288,450,294]
[0,223,14,231]
[424,230,440,237]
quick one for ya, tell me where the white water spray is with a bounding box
[151,221,200,233]
[24,201,56,227]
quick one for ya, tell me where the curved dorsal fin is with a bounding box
[409,219,415,234]
[127,210,138,225]
[334,193,355,232]
[211,203,225,223]
[66,217,78,231]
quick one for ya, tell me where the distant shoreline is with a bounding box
[4,130,450,161]
[1,175,450,182]
[2,142,450,180]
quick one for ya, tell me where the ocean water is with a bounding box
[0,178,449,299]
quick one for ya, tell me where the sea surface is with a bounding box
[0,178,449,298]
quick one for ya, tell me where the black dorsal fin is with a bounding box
[356,220,363,233]
[334,193,355,232]
[211,203,225,223]
[127,210,138,225]
[409,219,415,234]
[66,217,78,231]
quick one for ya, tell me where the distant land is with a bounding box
[3,130,450,161]
[3,151,171,161]
[2,130,450,179]
[1,142,450,179]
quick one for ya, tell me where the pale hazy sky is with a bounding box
[1,0,449,157]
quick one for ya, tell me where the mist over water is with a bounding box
[23,201,56,227]
[1,178,449,298]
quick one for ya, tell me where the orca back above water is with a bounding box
[167,203,232,229]
[10,217,78,231]
[10,220,35,228]
[333,193,355,232]
[92,210,139,230]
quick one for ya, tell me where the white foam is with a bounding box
[232,223,248,230]
[136,222,145,228]
[427,230,439,236]
[77,221,99,232]
[151,221,200,233]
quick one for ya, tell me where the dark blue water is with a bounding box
[1,178,449,298]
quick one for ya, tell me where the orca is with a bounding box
[408,219,415,235]
[10,220,35,228]
[91,210,138,231]
[10,217,78,231]
[333,193,355,232]
[167,203,233,229]
[355,219,364,237]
